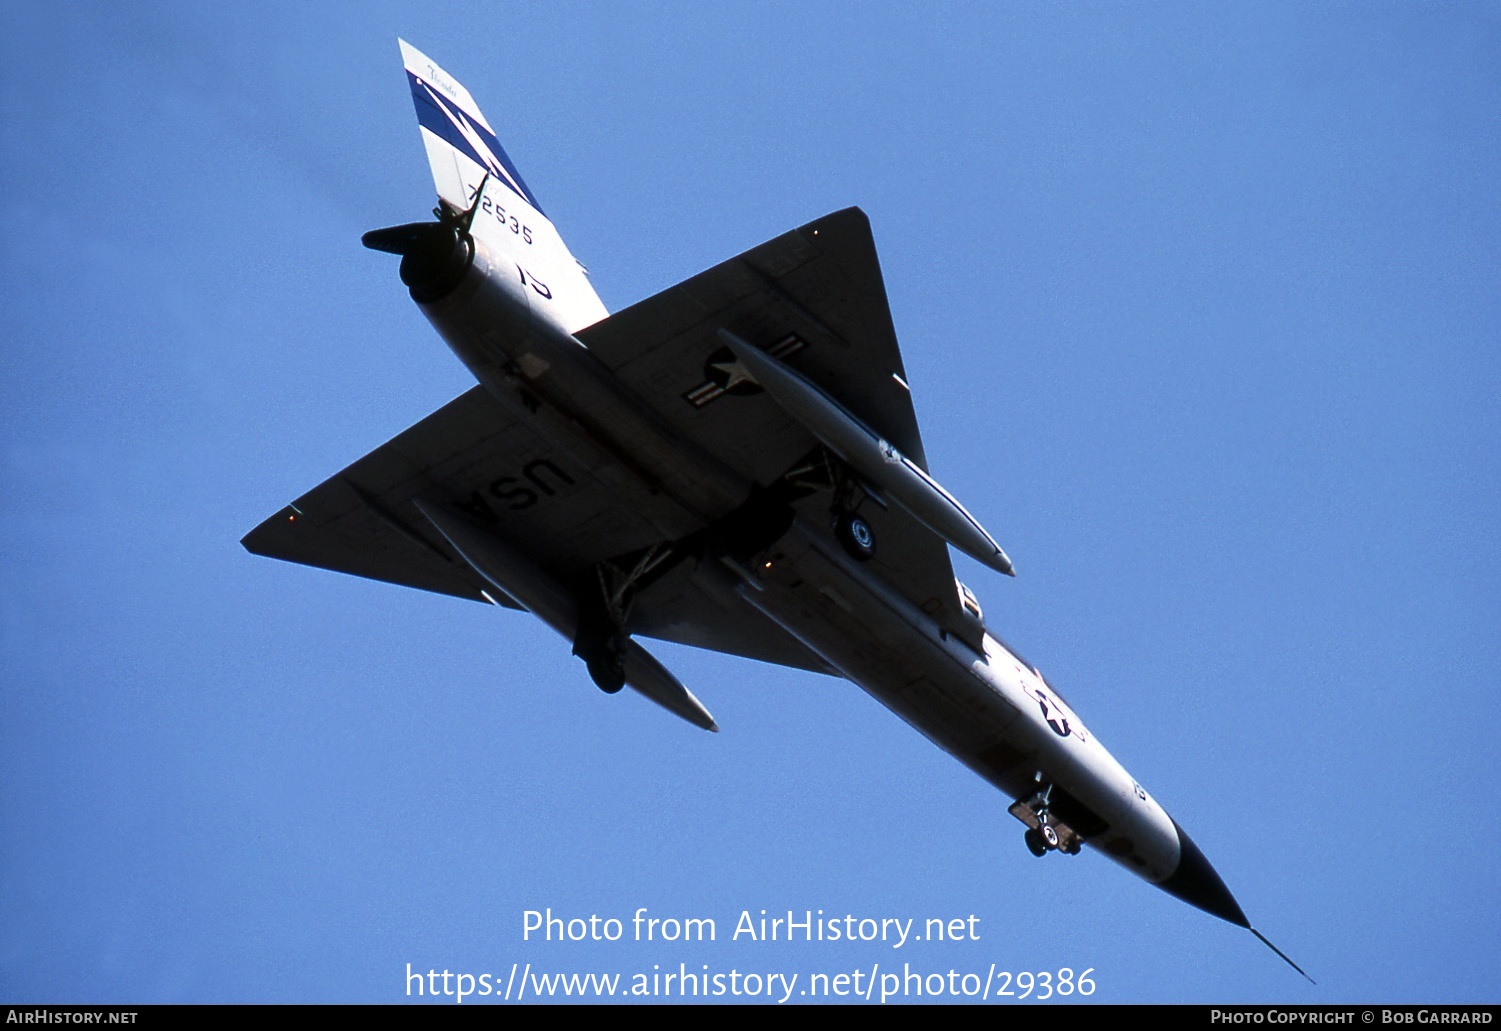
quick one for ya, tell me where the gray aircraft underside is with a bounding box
[243,41,1309,980]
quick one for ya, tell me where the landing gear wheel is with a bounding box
[586,650,626,694]
[1024,827,1048,857]
[1061,838,1081,856]
[1040,822,1060,849]
[834,512,876,562]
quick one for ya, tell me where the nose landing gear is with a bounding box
[1022,811,1063,857]
[1009,778,1084,857]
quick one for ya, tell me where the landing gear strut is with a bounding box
[776,447,885,565]
[1009,776,1083,857]
[1025,784,1061,858]
[574,543,681,695]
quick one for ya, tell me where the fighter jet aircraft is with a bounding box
[243,41,1307,977]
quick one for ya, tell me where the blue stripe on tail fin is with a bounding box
[405,71,543,215]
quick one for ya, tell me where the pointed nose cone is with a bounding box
[1159,819,1249,927]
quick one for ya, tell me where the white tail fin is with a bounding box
[398,40,608,333]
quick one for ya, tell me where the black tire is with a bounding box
[1024,827,1048,857]
[835,512,876,562]
[586,651,626,694]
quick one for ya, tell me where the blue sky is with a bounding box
[2,1,1498,1005]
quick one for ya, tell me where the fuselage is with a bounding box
[405,234,1247,925]
[242,43,1294,967]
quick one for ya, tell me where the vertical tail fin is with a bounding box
[397,40,607,332]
